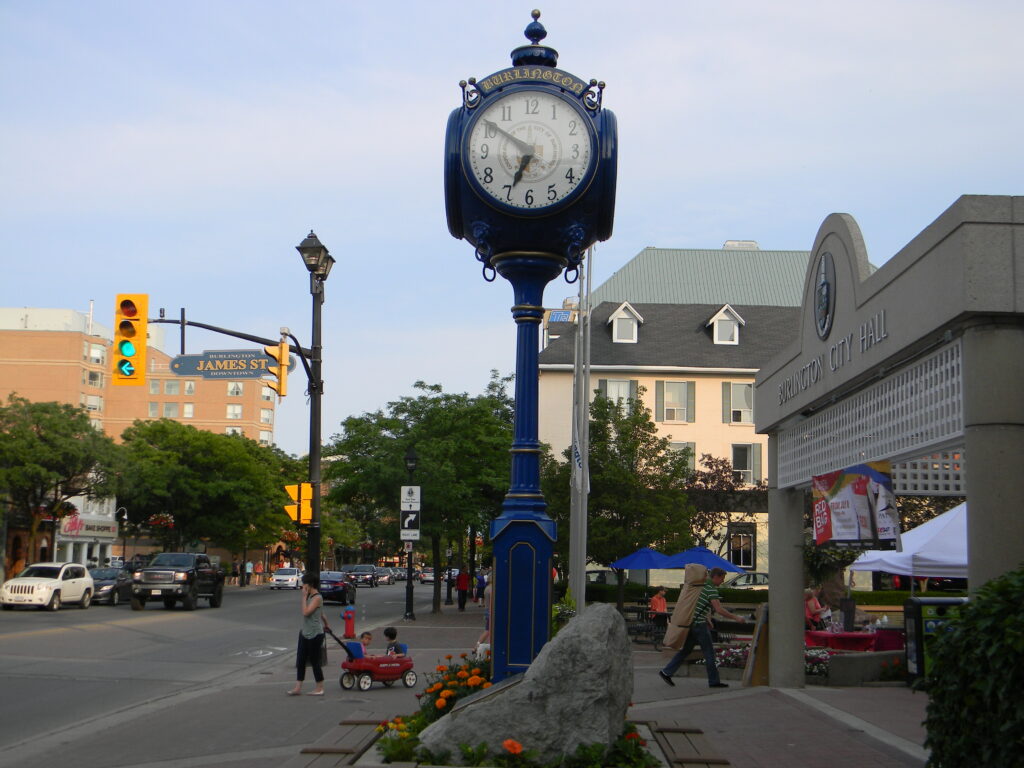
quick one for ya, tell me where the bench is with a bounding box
[638,719,733,767]
[283,710,385,767]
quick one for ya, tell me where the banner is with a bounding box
[812,461,901,550]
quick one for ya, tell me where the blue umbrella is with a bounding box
[662,546,745,572]
[610,547,671,570]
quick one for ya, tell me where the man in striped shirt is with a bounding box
[658,567,745,688]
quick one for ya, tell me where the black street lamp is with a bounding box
[297,231,335,579]
[403,445,417,621]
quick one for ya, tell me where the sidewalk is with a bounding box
[348,603,929,768]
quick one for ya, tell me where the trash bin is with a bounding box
[904,596,968,680]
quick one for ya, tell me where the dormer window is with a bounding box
[706,305,745,345]
[607,302,643,344]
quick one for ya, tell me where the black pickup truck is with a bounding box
[131,552,224,611]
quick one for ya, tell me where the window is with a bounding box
[163,402,179,418]
[261,386,275,401]
[722,382,754,423]
[731,444,762,485]
[90,418,103,432]
[87,370,103,388]
[149,380,160,395]
[183,403,194,419]
[89,344,105,364]
[148,402,159,418]
[260,408,273,425]
[85,395,103,412]
[83,341,90,361]
[184,381,196,395]
[259,430,273,446]
[164,380,180,396]
[227,382,244,397]
[727,523,755,568]
[225,426,243,436]
[670,442,696,471]
[613,315,637,343]
[606,379,631,406]
[226,404,243,420]
[715,318,738,344]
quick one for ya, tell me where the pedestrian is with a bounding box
[245,560,253,586]
[383,626,405,657]
[658,566,746,689]
[287,573,331,696]
[476,579,492,655]
[359,631,374,656]
[230,559,239,586]
[649,585,669,631]
[254,560,264,585]
[474,570,486,604]
[805,587,829,630]
[456,568,470,611]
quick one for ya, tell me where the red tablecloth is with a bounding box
[805,630,878,651]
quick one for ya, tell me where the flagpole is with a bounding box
[568,246,594,610]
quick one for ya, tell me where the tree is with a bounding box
[543,387,694,607]
[325,373,513,613]
[0,395,119,563]
[116,420,288,553]
[683,453,767,552]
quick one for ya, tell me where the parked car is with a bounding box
[721,571,770,590]
[1,562,94,611]
[348,564,378,588]
[270,567,302,589]
[131,552,224,610]
[88,566,133,606]
[374,567,394,585]
[319,571,356,605]
[419,567,435,584]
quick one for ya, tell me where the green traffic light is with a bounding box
[116,359,136,376]
[118,339,136,357]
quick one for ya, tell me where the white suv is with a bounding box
[1,562,94,611]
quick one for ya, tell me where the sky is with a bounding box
[2,1,1021,457]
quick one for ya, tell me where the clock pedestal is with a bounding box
[488,251,564,682]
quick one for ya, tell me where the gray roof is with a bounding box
[591,247,811,307]
[540,302,801,370]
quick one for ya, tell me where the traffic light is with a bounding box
[264,338,289,398]
[285,483,312,524]
[112,294,148,386]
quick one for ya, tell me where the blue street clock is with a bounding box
[444,11,618,683]
[445,10,618,278]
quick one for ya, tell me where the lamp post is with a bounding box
[296,230,335,579]
[116,507,128,567]
[403,446,417,621]
[444,546,454,605]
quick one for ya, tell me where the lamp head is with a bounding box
[404,445,418,474]
[296,230,335,280]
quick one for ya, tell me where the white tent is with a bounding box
[850,502,967,578]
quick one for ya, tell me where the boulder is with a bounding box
[417,602,633,764]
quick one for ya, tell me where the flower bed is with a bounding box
[693,643,838,676]
[373,652,659,767]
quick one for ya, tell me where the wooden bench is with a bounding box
[283,711,385,767]
[641,719,733,767]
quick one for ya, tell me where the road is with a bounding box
[0,580,439,768]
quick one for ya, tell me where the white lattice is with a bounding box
[776,340,964,493]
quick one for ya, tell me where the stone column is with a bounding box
[961,322,1024,589]
[767,436,806,687]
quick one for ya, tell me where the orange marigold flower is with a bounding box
[503,739,523,755]
[435,698,447,709]
[457,670,469,679]
[467,675,483,687]
[440,689,456,698]
[460,652,468,658]
[445,654,453,660]
[436,665,447,672]
[482,682,492,688]
[472,668,482,675]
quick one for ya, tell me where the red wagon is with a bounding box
[329,631,417,691]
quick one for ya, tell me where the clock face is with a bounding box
[465,89,596,212]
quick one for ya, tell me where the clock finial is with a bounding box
[511,8,558,68]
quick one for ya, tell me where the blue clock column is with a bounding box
[488,251,565,682]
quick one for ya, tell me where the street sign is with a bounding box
[400,486,420,506]
[170,349,297,379]
[404,541,413,552]
[401,529,420,541]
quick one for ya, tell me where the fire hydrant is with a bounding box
[342,605,356,639]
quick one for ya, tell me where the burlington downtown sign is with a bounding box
[169,349,296,379]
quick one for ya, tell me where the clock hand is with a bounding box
[512,152,534,187]
[482,119,533,156]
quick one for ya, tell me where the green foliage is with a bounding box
[116,420,290,552]
[0,395,119,555]
[923,565,1024,767]
[542,388,693,596]
[326,374,513,611]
